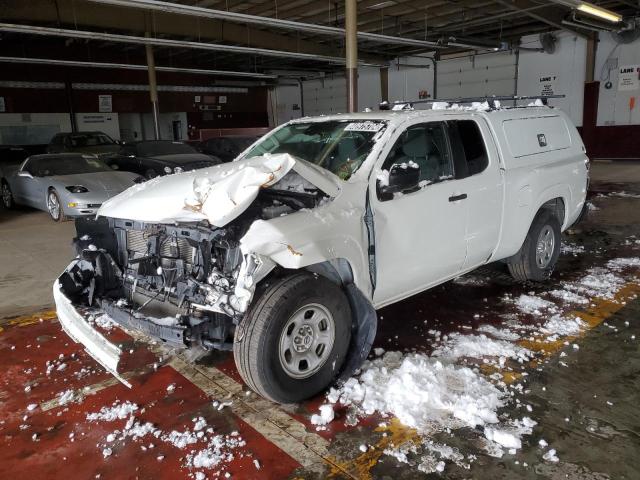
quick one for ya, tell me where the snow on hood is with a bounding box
[97,153,340,226]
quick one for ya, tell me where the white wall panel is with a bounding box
[517,32,586,126]
[437,51,517,99]
[595,33,640,126]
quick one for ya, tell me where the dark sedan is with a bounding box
[106,140,221,179]
[196,136,259,163]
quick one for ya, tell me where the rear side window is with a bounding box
[449,120,488,179]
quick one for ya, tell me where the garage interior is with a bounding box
[1,0,640,479]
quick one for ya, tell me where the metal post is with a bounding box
[65,81,78,133]
[145,32,160,140]
[585,32,598,83]
[380,67,389,103]
[345,0,357,113]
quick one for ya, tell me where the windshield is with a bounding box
[68,133,115,147]
[242,120,386,180]
[136,141,197,157]
[28,155,112,176]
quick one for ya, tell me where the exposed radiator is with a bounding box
[126,229,196,265]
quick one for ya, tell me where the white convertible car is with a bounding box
[54,100,589,403]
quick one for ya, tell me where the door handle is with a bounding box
[448,193,467,202]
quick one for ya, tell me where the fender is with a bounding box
[303,259,377,382]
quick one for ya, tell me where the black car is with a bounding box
[196,136,258,163]
[47,131,121,156]
[0,146,30,206]
[106,140,220,179]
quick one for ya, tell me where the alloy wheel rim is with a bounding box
[278,303,335,380]
[48,192,60,219]
[535,225,555,268]
[1,185,10,207]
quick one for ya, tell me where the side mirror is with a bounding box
[17,170,33,178]
[379,162,421,195]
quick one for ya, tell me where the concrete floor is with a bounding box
[0,161,639,479]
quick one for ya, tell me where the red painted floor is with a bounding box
[0,316,300,479]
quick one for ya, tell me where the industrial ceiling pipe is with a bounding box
[0,56,277,79]
[84,0,444,49]
[0,23,384,66]
[345,0,357,113]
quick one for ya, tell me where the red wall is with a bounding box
[0,64,269,129]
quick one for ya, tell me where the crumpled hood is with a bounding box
[97,153,341,227]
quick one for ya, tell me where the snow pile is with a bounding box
[85,404,245,475]
[328,352,504,431]
[86,401,139,421]
[513,295,558,316]
[561,243,585,255]
[606,257,640,271]
[540,315,586,336]
[433,333,531,363]
[476,325,521,341]
[310,404,335,426]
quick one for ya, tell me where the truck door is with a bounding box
[372,121,468,306]
[447,119,503,269]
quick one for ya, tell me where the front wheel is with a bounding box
[233,273,352,404]
[507,210,561,282]
[47,190,67,222]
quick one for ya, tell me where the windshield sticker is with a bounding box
[344,121,384,133]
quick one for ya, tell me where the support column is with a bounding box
[345,0,357,113]
[380,67,389,104]
[145,33,160,140]
[585,32,598,83]
[64,81,78,133]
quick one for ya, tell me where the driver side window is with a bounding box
[382,122,453,184]
[382,122,454,201]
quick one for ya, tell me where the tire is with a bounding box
[47,189,67,222]
[233,272,352,404]
[507,209,561,282]
[1,181,14,209]
[145,169,158,179]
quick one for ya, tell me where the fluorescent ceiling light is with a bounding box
[576,3,622,23]
[367,1,396,10]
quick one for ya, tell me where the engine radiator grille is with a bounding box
[126,229,196,265]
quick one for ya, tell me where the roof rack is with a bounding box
[379,94,565,110]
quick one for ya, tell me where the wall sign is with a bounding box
[539,74,558,96]
[618,65,640,91]
[98,94,113,112]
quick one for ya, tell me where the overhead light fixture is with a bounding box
[552,1,622,23]
[576,3,622,23]
[367,1,396,10]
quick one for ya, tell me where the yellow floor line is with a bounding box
[0,309,57,332]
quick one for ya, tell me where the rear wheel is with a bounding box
[47,190,67,222]
[233,272,351,404]
[1,182,13,209]
[507,210,561,281]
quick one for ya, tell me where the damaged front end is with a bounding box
[54,157,329,380]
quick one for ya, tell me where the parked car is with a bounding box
[0,145,29,178]
[47,131,121,156]
[54,102,588,403]
[2,153,141,221]
[106,140,220,179]
[196,136,259,163]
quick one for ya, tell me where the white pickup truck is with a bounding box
[54,101,589,403]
